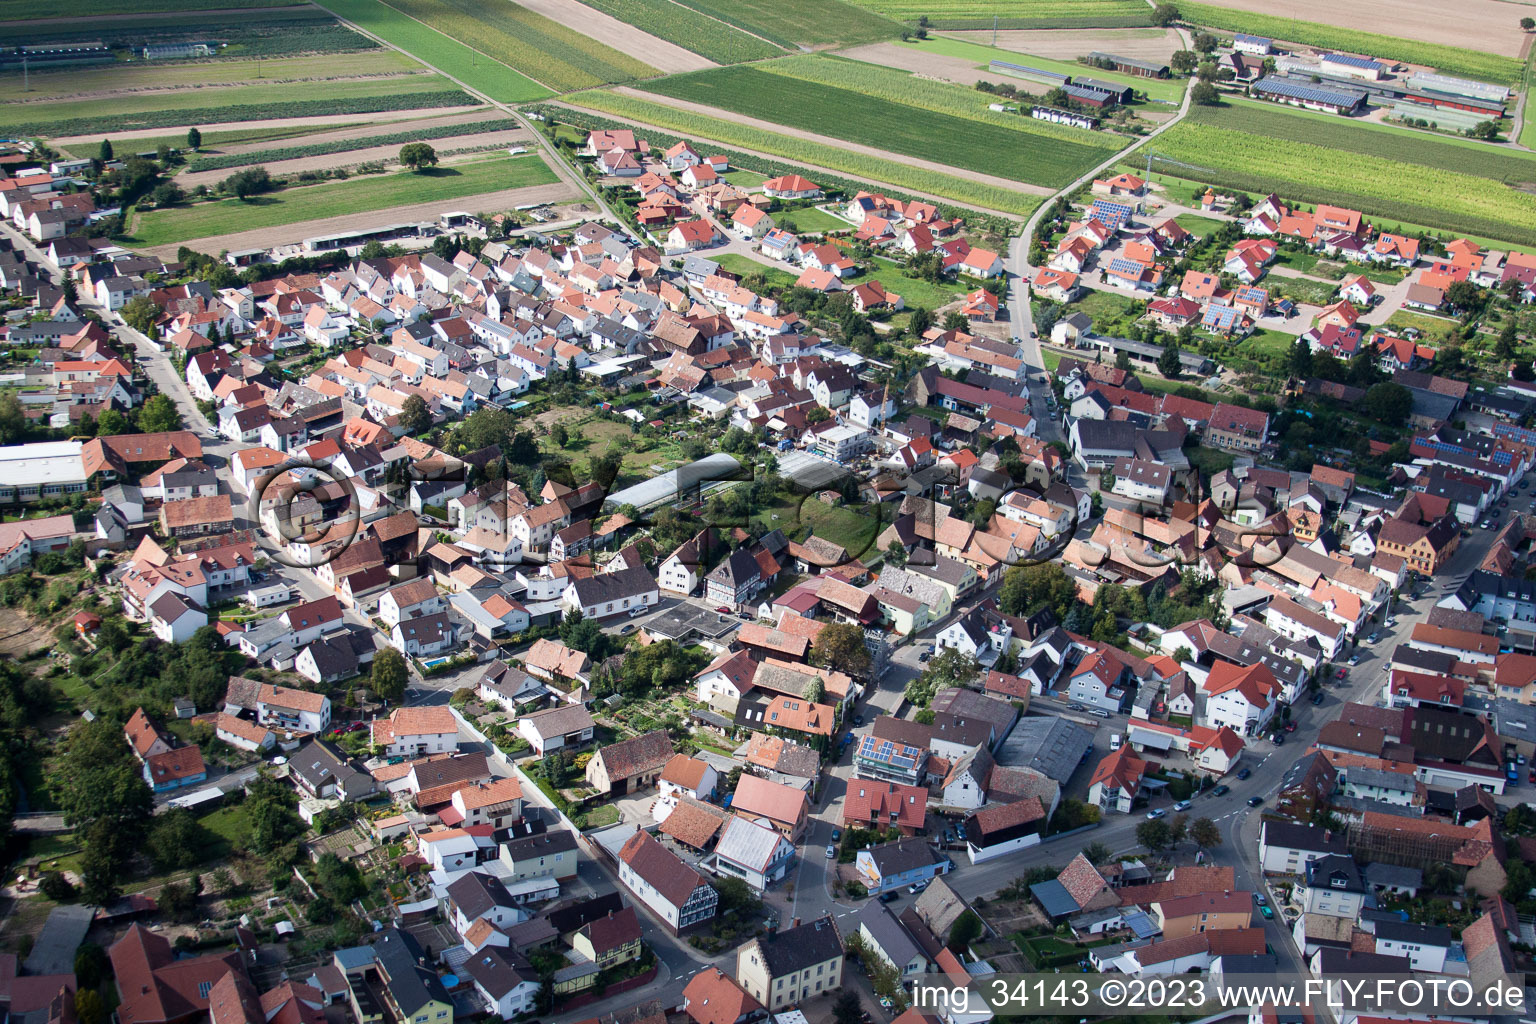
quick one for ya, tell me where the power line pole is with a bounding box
[992,14,998,46]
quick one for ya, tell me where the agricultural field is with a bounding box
[0,6,378,56]
[375,0,657,91]
[315,0,551,103]
[562,89,1043,215]
[837,0,1153,29]
[891,34,1185,102]
[759,53,1137,143]
[636,64,1113,187]
[125,153,558,248]
[184,116,521,172]
[570,0,783,64]
[1146,119,1536,247]
[0,0,303,14]
[664,0,899,50]
[0,51,421,105]
[2,72,473,138]
[57,122,384,159]
[1176,2,1524,85]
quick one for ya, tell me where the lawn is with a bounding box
[665,0,900,50]
[1144,119,1536,247]
[126,154,558,247]
[895,35,1186,103]
[867,257,966,310]
[1,71,465,135]
[1524,53,1536,149]
[839,0,1153,29]
[1176,2,1523,85]
[1185,444,1235,476]
[637,65,1111,187]
[1269,277,1338,306]
[1239,327,1295,363]
[0,51,420,105]
[1173,213,1224,238]
[712,253,800,290]
[565,0,783,64]
[564,89,1042,216]
[755,493,887,560]
[722,169,768,188]
[779,206,852,234]
[1384,310,1463,343]
[373,0,657,91]
[314,0,553,103]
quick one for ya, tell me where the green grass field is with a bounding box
[0,0,302,13]
[315,0,553,103]
[838,0,1152,29]
[565,89,1042,215]
[636,65,1110,187]
[126,154,558,247]
[779,206,853,234]
[899,35,1186,103]
[722,168,768,188]
[867,256,966,309]
[1173,213,1224,237]
[0,71,459,134]
[0,51,421,105]
[665,0,899,49]
[568,0,783,63]
[58,121,395,158]
[1148,118,1536,247]
[764,52,1144,138]
[712,253,801,290]
[375,0,656,91]
[1186,102,1536,185]
[1177,2,1523,85]
[1523,52,1536,149]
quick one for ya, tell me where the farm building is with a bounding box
[143,42,216,59]
[1252,78,1366,115]
[1073,78,1136,104]
[1398,84,1505,118]
[1320,53,1387,81]
[1032,106,1098,130]
[989,59,1068,87]
[1405,73,1509,104]
[1232,34,1273,55]
[1086,52,1169,78]
[1062,85,1113,108]
[1389,103,1489,133]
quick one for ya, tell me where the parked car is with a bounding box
[826,844,836,859]
[908,880,929,894]
[1284,721,1298,732]
[1311,692,1326,706]
[619,623,636,634]
[1236,768,1252,780]
[831,829,841,841]
[1348,654,1360,666]
[1091,709,1112,719]
[1068,703,1085,711]
[1146,808,1167,820]
[1260,904,1275,919]
[1212,784,1231,797]
[715,606,732,614]
[1272,733,1286,746]
[1248,796,1264,807]
[1253,892,1266,905]
[852,714,863,726]
[1173,800,1192,812]
[1367,632,1380,643]
[878,891,898,904]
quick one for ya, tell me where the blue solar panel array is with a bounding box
[1089,199,1134,232]
[1323,52,1384,70]
[1254,77,1362,108]
[857,734,920,769]
[987,59,1068,83]
[1108,257,1145,276]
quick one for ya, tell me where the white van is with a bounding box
[1109,734,1122,751]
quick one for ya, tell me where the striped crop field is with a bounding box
[572,0,783,63]
[1177,3,1523,85]
[563,88,1043,215]
[662,0,900,50]
[376,0,658,91]
[836,0,1153,29]
[1149,119,1536,247]
[636,63,1114,187]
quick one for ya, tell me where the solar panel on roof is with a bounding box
[1323,53,1383,70]
[1108,258,1144,276]
[1256,78,1361,107]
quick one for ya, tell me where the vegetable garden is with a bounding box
[1177,3,1523,85]
[569,0,783,63]
[636,64,1110,187]
[840,0,1153,29]
[1147,120,1536,247]
[374,0,658,91]
[558,90,1042,215]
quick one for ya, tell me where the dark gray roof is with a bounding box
[502,828,578,862]
[290,739,369,794]
[1375,920,1451,947]
[463,946,535,999]
[446,871,516,919]
[1306,853,1364,894]
[867,837,944,877]
[754,915,843,976]
[372,928,449,1014]
[1029,878,1078,918]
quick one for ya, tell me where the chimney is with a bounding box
[792,917,800,928]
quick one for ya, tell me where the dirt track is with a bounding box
[839,40,1049,92]
[175,128,532,188]
[142,180,580,259]
[607,86,1053,196]
[512,0,716,73]
[48,105,487,148]
[1177,0,1529,58]
[951,27,1183,61]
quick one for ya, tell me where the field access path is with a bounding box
[1007,23,1196,373]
